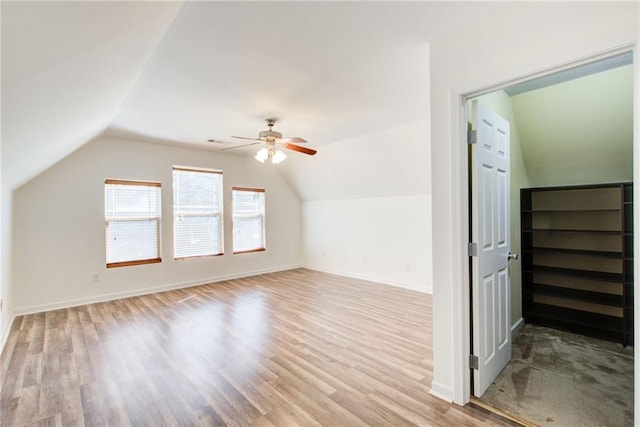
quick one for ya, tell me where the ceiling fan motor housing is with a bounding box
[258,130,282,140]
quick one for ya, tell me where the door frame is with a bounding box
[455,44,638,407]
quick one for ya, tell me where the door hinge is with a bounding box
[468,242,478,257]
[467,129,477,145]
[469,355,479,370]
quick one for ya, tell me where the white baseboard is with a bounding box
[13,264,301,317]
[511,317,524,339]
[1,313,16,356]
[429,381,454,403]
[303,265,432,294]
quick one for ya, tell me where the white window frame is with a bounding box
[173,166,224,259]
[104,179,162,268]
[232,187,266,254]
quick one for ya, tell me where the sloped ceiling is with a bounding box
[1,1,507,193]
[106,2,439,148]
[512,65,633,186]
[5,2,626,198]
[1,1,184,189]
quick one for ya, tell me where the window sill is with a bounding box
[107,258,161,268]
[174,253,224,261]
[233,248,266,255]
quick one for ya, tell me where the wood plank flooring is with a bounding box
[1,268,515,426]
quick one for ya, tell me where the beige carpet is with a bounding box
[480,323,634,427]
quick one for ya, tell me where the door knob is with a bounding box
[508,252,518,261]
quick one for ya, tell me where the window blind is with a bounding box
[232,187,265,254]
[173,167,223,258]
[105,179,162,268]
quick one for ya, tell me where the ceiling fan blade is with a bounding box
[221,142,260,151]
[232,136,263,142]
[284,143,317,156]
[278,137,307,144]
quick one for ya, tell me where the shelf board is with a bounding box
[522,208,622,213]
[524,313,626,345]
[524,247,622,258]
[527,283,623,306]
[525,265,623,282]
[525,303,624,333]
[523,228,622,235]
[523,183,628,192]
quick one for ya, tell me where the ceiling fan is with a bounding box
[209,118,317,164]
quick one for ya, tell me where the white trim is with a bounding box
[452,92,471,405]
[303,265,431,294]
[632,40,639,427]
[12,264,301,317]
[172,165,222,174]
[464,46,636,101]
[0,313,16,355]
[456,44,638,408]
[511,317,524,339]
[429,381,454,403]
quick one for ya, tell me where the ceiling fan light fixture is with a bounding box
[272,150,287,164]
[229,118,314,163]
[255,147,269,163]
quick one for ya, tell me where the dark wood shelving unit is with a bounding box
[521,183,634,346]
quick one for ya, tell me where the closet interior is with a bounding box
[521,183,634,346]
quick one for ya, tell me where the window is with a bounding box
[105,179,162,268]
[173,167,223,258]
[232,187,265,254]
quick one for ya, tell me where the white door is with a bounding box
[470,100,511,397]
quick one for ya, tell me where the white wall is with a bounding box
[280,120,430,201]
[429,1,639,406]
[11,137,301,313]
[282,120,432,293]
[303,195,432,293]
[0,184,13,348]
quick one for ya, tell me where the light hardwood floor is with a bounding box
[1,268,514,426]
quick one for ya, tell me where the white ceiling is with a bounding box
[5,1,628,196]
[2,1,502,190]
[512,64,633,186]
[1,1,183,189]
[108,2,439,147]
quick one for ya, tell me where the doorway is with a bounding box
[467,52,634,425]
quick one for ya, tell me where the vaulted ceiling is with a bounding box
[2,2,632,197]
[2,1,500,192]
[1,1,183,190]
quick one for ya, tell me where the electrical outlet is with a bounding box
[91,273,101,283]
